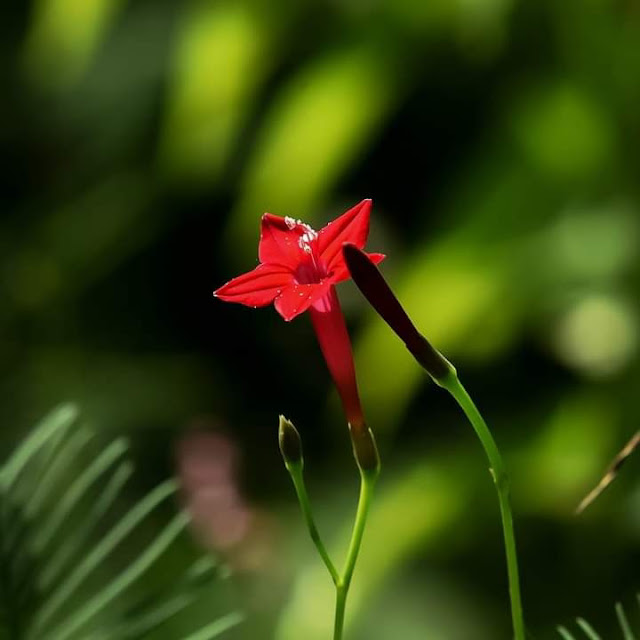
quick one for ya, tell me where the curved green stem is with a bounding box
[333,469,377,640]
[287,464,339,585]
[440,373,525,640]
[283,427,378,640]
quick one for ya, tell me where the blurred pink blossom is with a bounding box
[176,423,278,573]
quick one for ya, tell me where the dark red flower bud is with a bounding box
[342,242,455,384]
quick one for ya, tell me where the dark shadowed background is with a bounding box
[1,0,639,638]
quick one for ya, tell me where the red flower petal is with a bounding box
[317,199,372,274]
[274,281,331,322]
[214,264,293,307]
[258,214,314,269]
[329,252,385,284]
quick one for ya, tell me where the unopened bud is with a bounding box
[405,335,455,385]
[278,415,303,468]
[342,242,455,384]
[349,422,380,476]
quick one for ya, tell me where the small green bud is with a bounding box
[278,415,303,468]
[349,422,380,476]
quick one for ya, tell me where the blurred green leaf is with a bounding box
[513,392,618,515]
[158,1,275,184]
[227,43,401,261]
[23,0,125,90]
[511,83,615,183]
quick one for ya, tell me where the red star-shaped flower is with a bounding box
[214,199,383,321]
[215,199,383,428]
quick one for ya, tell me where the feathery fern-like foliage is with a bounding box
[0,404,243,640]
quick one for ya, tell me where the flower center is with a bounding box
[285,218,326,284]
[295,261,322,284]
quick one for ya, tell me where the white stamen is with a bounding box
[284,215,318,253]
[298,225,317,253]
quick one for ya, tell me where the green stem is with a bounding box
[287,464,340,585]
[333,469,377,640]
[333,584,347,640]
[440,372,526,640]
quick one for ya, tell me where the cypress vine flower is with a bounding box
[215,200,384,432]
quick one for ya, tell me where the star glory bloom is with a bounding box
[214,199,383,431]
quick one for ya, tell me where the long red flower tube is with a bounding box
[214,199,384,430]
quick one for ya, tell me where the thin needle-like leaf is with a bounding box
[38,460,134,591]
[123,555,222,616]
[12,416,72,510]
[27,479,177,637]
[616,602,637,640]
[179,611,245,640]
[84,558,224,640]
[24,428,94,519]
[113,593,196,639]
[46,511,189,640]
[557,627,576,640]
[1,404,78,491]
[576,618,602,640]
[31,438,129,554]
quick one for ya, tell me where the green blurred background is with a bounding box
[1,0,639,637]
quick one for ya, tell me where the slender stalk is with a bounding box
[440,372,525,640]
[287,464,340,585]
[333,469,377,640]
[280,416,378,639]
[333,585,347,640]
